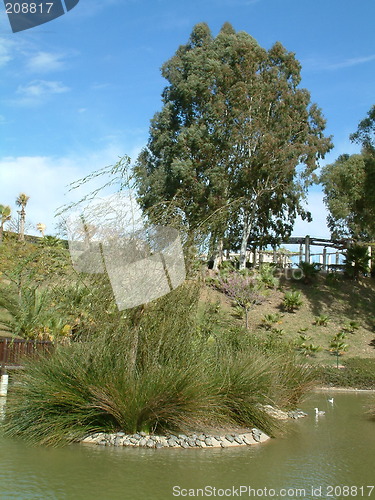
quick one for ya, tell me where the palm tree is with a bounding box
[16,193,30,241]
[40,235,63,248]
[0,204,11,243]
[36,222,46,237]
[344,244,370,280]
[0,286,65,340]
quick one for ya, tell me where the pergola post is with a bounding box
[323,247,327,271]
[304,235,310,263]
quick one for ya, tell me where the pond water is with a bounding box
[0,392,374,500]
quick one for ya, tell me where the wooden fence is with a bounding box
[0,338,54,374]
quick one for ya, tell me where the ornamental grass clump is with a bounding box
[269,355,318,408]
[3,282,317,446]
[3,313,225,445]
[211,352,278,435]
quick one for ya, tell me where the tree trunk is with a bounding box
[245,307,249,329]
[239,212,252,270]
[211,238,223,271]
[18,208,25,242]
[208,233,223,271]
[183,231,197,275]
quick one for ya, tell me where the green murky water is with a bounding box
[1,392,374,500]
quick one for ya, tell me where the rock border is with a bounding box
[81,428,270,449]
[80,408,308,449]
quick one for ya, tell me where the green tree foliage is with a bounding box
[321,153,375,240]
[0,204,11,243]
[219,273,264,328]
[344,244,370,280]
[297,261,321,284]
[135,23,332,268]
[321,105,375,240]
[350,104,375,155]
[0,286,70,341]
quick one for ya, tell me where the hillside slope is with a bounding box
[203,274,375,361]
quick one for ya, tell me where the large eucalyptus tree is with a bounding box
[135,23,332,268]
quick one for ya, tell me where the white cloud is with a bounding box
[0,156,80,234]
[304,53,375,72]
[91,82,113,91]
[13,80,70,106]
[26,51,66,73]
[0,144,137,236]
[0,39,13,67]
[17,80,69,97]
[327,54,375,70]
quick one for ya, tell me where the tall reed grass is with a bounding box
[4,282,317,446]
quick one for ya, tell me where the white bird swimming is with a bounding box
[315,407,325,416]
[328,397,334,404]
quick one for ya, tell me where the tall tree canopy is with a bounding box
[135,23,332,267]
[321,105,375,241]
[350,104,375,155]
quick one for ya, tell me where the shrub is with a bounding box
[261,332,295,356]
[270,327,285,336]
[3,284,217,444]
[218,260,237,276]
[344,358,375,387]
[4,343,226,443]
[283,290,303,312]
[342,320,360,333]
[297,261,321,284]
[344,244,370,280]
[261,313,283,330]
[219,273,264,328]
[314,314,329,326]
[210,353,278,435]
[297,334,322,357]
[257,264,279,289]
[329,332,349,367]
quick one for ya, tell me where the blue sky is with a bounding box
[0,0,374,239]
